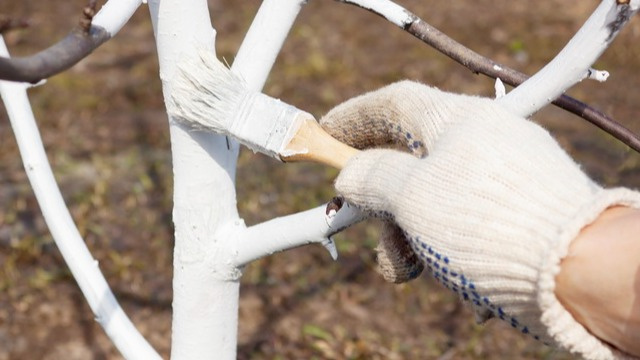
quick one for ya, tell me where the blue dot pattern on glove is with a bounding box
[408,235,549,345]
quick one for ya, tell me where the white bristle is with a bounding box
[168,51,308,159]
[169,51,245,134]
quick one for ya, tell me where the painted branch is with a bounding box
[337,0,640,153]
[234,201,365,267]
[498,0,638,117]
[231,0,307,92]
[0,37,160,360]
[222,0,309,153]
[228,0,368,273]
[0,0,142,83]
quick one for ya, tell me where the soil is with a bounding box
[0,0,639,359]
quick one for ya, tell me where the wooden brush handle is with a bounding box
[281,115,359,169]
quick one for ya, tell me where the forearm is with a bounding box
[555,206,640,357]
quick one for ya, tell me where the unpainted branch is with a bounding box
[337,0,640,153]
[406,18,640,153]
[79,0,99,33]
[0,27,109,83]
[0,0,109,83]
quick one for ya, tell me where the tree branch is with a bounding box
[234,199,365,267]
[336,0,640,153]
[498,1,638,117]
[0,27,109,83]
[0,0,142,83]
[79,0,99,34]
[0,36,160,360]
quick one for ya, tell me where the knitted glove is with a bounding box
[375,220,424,283]
[320,81,640,360]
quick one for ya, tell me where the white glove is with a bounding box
[320,81,640,360]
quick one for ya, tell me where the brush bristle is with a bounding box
[168,51,247,134]
[168,50,310,160]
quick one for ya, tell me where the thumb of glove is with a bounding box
[376,220,424,283]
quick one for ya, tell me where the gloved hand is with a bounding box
[319,81,640,360]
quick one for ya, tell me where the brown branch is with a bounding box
[0,1,109,83]
[406,19,640,153]
[337,1,640,153]
[79,0,98,34]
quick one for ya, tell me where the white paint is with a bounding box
[229,93,307,158]
[27,79,47,88]
[232,0,307,91]
[225,0,367,270]
[494,77,506,99]
[322,238,339,260]
[587,68,610,82]
[93,0,142,35]
[498,0,637,117]
[0,37,160,360]
[279,147,308,158]
[147,0,242,358]
[493,64,503,71]
[343,0,415,28]
[234,202,365,266]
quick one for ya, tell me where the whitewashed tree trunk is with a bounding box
[147,0,240,357]
[147,0,311,357]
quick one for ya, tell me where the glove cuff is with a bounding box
[539,187,640,360]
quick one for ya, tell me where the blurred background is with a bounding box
[0,1,639,359]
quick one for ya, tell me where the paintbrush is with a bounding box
[168,51,358,169]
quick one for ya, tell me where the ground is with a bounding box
[0,1,639,359]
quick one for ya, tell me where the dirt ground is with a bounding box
[0,1,639,359]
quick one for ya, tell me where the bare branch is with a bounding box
[79,0,99,34]
[0,0,142,83]
[406,17,640,153]
[336,0,640,153]
[0,1,107,83]
[0,27,109,83]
